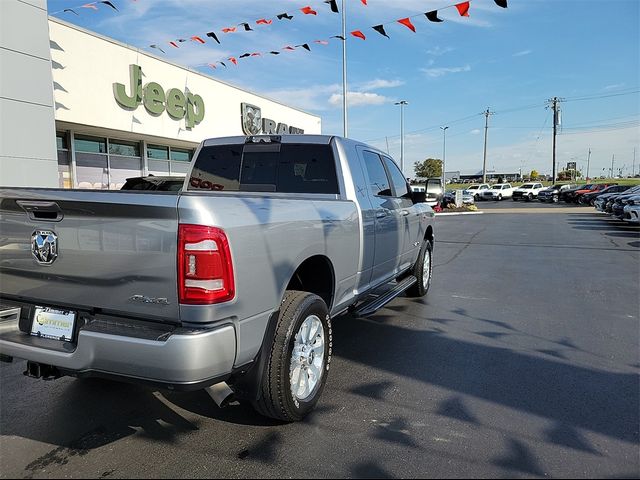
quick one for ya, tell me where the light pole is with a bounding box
[395,101,408,174]
[441,126,449,187]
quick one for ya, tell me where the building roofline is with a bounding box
[47,16,321,120]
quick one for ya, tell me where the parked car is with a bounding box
[411,179,444,207]
[466,183,491,201]
[0,134,435,422]
[574,184,616,204]
[581,185,631,206]
[443,189,475,206]
[482,183,514,201]
[512,182,545,202]
[538,183,576,203]
[622,196,640,224]
[600,186,640,213]
[612,193,640,219]
[120,175,185,191]
[559,184,589,202]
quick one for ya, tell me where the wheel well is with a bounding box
[287,255,335,309]
[425,225,434,244]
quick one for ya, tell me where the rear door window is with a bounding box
[382,157,411,198]
[188,143,339,194]
[362,151,392,196]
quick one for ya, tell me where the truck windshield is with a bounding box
[188,143,339,194]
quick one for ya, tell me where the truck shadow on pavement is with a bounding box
[331,313,639,446]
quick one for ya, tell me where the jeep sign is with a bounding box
[114,64,205,129]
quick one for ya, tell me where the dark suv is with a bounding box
[537,183,576,203]
[581,185,631,206]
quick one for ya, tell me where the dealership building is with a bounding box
[0,0,321,189]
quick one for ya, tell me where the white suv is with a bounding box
[482,183,514,201]
[465,183,491,201]
[513,183,545,202]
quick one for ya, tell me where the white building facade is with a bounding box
[0,2,321,189]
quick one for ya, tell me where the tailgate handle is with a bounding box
[16,201,64,222]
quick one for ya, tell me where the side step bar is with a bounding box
[354,275,417,317]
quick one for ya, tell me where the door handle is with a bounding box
[376,211,388,219]
[400,210,410,216]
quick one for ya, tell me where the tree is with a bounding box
[414,158,442,179]
[530,170,539,180]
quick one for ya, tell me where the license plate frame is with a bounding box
[31,306,77,342]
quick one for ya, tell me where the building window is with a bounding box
[75,135,108,189]
[108,138,142,189]
[56,132,72,188]
[146,144,193,177]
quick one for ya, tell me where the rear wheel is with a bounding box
[552,194,559,203]
[498,194,503,201]
[252,291,331,422]
[527,193,533,202]
[406,240,433,298]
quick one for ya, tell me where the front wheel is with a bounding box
[552,194,559,203]
[406,240,433,298]
[527,193,533,202]
[498,194,503,201]
[252,291,331,422]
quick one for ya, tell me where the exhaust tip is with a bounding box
[205,382,235,408]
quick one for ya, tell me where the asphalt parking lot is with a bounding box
[1,203,638,479]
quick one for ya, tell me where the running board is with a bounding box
[354,276,417,317]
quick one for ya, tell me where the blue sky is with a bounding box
[48,0,639,178]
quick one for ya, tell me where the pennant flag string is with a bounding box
[189,0,507,71]
[52,0,122,14]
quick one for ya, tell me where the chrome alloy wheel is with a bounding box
[290,315,325,401]
[422,246,432,289]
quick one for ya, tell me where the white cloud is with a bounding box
[329,92,391,107]
[470,129,481,135]
[421,65,471,78]
[513,50,532,57]
[426,46,454,56]
[603,83,626,91]
[358,79,405,91]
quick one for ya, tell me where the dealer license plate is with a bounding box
[31,307,76,342]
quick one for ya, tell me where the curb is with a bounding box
[436,211,484,216]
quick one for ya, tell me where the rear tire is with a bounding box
[553,194,559,203]
[406,240,433,298]
[527,193,533,202]
[252,291,331,422]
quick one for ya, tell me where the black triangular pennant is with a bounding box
[372,25,389,38]
[239,22,253,31]
[150,44,166,54]
[206,32,221,44]
[100,1,118,11]
[63,8,79,15]
[425,10,444,22]
[494,0,508,7]
[324,0,339,13]
[296,44,311,51]
[239,53,251,58]
[331,35,346,41]
[277,13,293,20]
[270,51,281,55]
[220,62,227,68]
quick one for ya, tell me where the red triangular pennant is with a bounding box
[222,27,236,33]
[169,41,179,48]
[455,1,470,17]
[229,57,238,65]
[190,36,205,44]
[301,6,317,15]
[256,18,273,25]
[397,18,416,32]
[351,30,366,40]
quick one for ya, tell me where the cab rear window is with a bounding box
[188,143,339,194]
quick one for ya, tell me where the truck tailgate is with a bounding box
[0,189,180,322]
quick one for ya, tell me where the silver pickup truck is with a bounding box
[0,135,435,421]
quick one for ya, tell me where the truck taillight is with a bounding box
[178,224,235,304]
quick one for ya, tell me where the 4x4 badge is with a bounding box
[31,230,58,265]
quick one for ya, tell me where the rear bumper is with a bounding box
[0,300,237,389]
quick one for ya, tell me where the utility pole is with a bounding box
[441,126,449,188]
[482,108,494,184]
[633,148,636,177]
[395,101,408,174]
[586,148,591,181]
[341,0,348,137]
[548,97,562,183]
[611,154,615,178]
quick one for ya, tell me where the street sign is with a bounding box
[567,162,576,170]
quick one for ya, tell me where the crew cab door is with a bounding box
[381,155,421,271]
[360,150,404,287]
